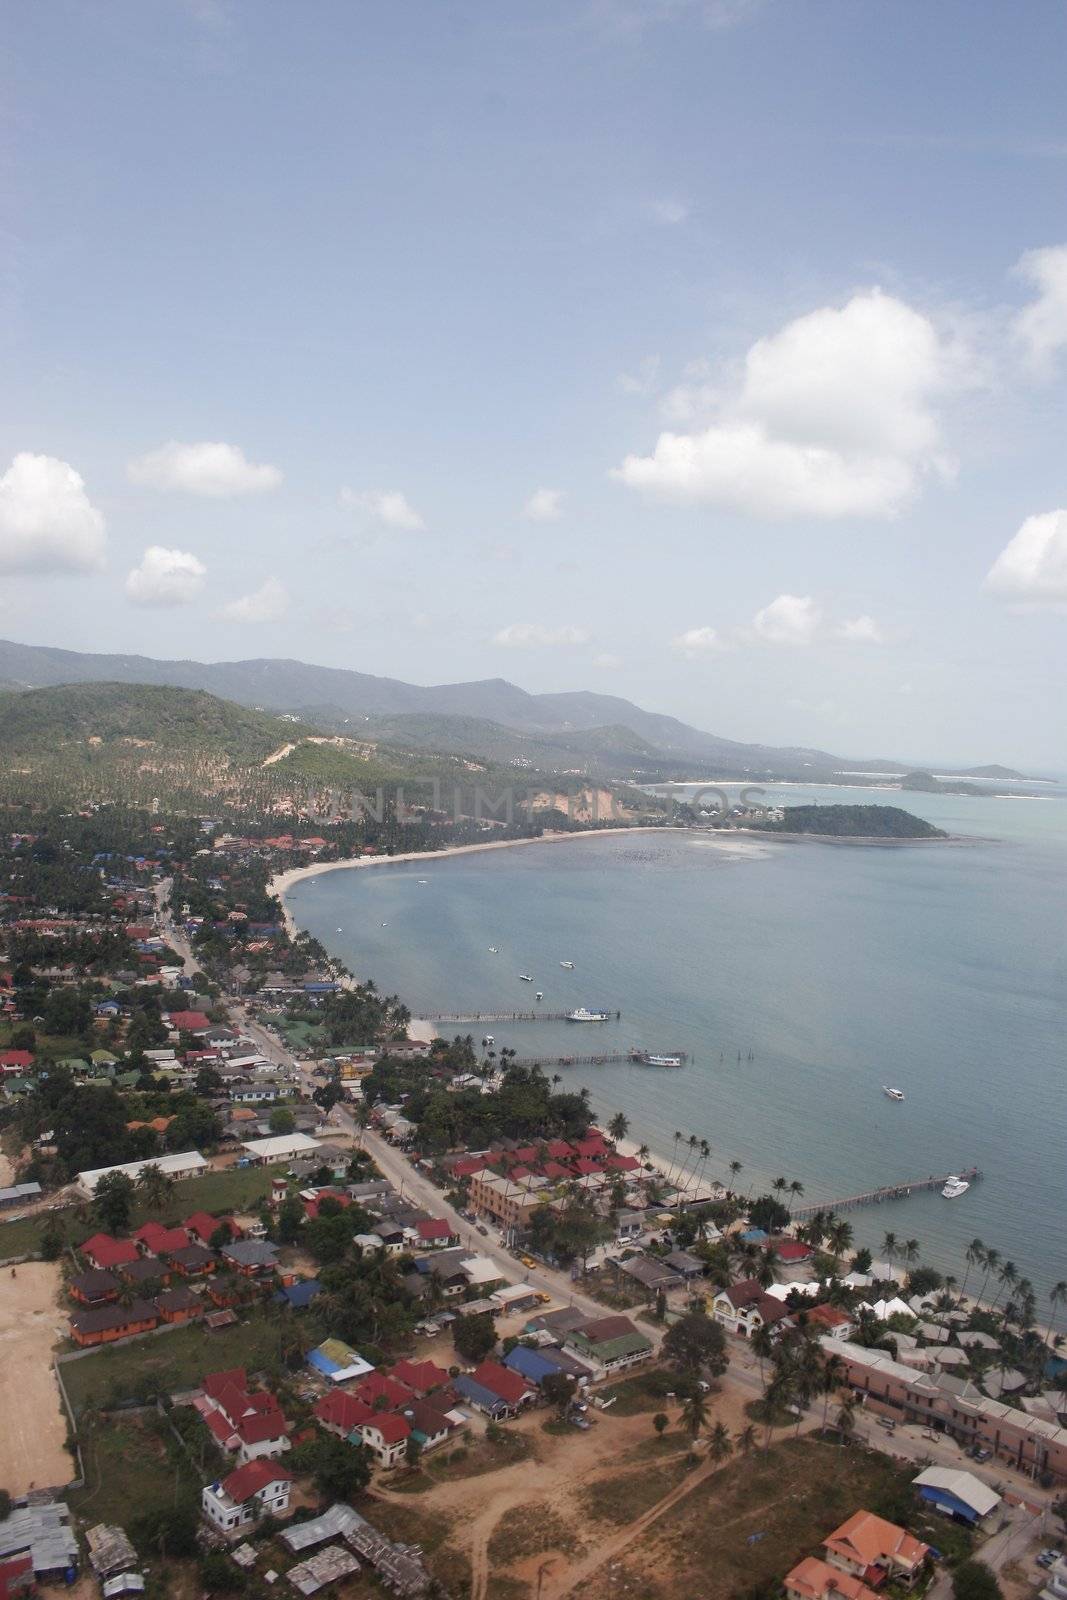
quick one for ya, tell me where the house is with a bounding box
[155,1286,203,1324]
[184,1211,238,1246]
[221,1240,279,1276]
[134,1222,190,1257]
[280,1504,431,1598]
[415,1218,458,1248]
[458,1360,535,1417]
[167,1010,211,1033]
[563,1316,654,1376]
[0,1501,79,1583]
[804,1303,856,1340]
[401,1398,458,1453]
[784,1557,881,1600]
[912,1467,1001,1526]
[76,1150,209,1195]
[69,1298,159,1348]
[823,1511,929,1588]
[389,1359,450,1397]
[503,1343,593,1389]
[359,1412,411,1467]
[168,1243,216,1278]
[201,1372,290,1463]
[314,1390,374,1441]
[353,1373,414,1412]
[81,1233,140,1271]
[241,1133,321,1166]
[710,1280,794,1340]
[664,1248,705,1280]
[69,1268,120,1306]
[617,1255,683,1295]
[201,1460,293,1536]
[115,1255,171,1290]
[275,1277,322,1311]
[307,1339,376,1385]
[85,1523,139,1583]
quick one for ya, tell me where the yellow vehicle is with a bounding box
[520,1255,537,1269]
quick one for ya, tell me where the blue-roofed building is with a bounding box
[739,1228,769,1245]
[451,1375,511,1418]
[912,1468,1000,1526]
[503,1345,562,1387]
[275,1278,322,1310]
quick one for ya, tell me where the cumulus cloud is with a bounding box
[522,487,564,522]
[672,626,727,658]
[128,441,282,496]
[615,289,960,519]
[493,622,590,648]
[985,510,1067,606]
[1013,245,1067,376]
[125,545,206,607]
[0,452,107,573]
[340,487,426,530]
[751,594,821,645]
[218,576,289,623]
[837,613,885,643]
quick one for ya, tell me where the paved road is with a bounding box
[154,878,199,978]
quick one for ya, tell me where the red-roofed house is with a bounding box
[201,1370,289,1464]
[774,1239,815,1263]
[710,1279,795,1340]
[804,1303,856,1340]
[571,1157,604,1177]
[314,1389,374,1439]
[353,1373,413,1412]
[134,1222,191,1256]
[359,1410,411,1467]
[166,1010,211,1033]
[415,1218,458,1248]
[604,1153,640,1172]
[0,1049,33,1074]
[203,1367,247,1398]
[185,1211,238,1246]
[823,1512,929,1588]
[540,1160,572,1180]
[81,1233,140,1271]
[388,1359,450,1397]
[575,1136,607,1158]
[451,1157,488,1179]
[201,1459,292,1535]
[785,1557,881,1600]
[543,1139,574,1159]
[467,1360,535,1411]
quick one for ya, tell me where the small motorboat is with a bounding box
[535,991,543,1001]
[488,946,498,954]
[882,1085,905,1102]
[560,960,575,970]
[942,1175,970,1199]
[519,974,533,983]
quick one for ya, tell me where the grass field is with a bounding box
[582,1436,922,1600]
[0,1163,274,1263]
[59,1303,309,1415]
[69,1412,202,1537]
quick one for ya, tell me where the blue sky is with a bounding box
[3,0,1067,767]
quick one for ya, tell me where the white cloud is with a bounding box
[340,487,426,531]
[125,545,206,607]
[649,197,689,226]
[218,576,289,623]
[128,441,282,496]
[615,289,960,519]
[0,452,107,573]
[751,593,821,645]
[593,651,624,669]
[522,487,564,522]
[1013,244,1067,376]
[985,509,1067,606]
[493,622,590,648]
[837,613,885,643]
[672,626,727,658]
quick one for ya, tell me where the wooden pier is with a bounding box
[510,1049,689,1069]
[423,1009,622,1024]
[792,1166,981,1221]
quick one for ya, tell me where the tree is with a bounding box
[680,1390,709,1440]
[652,1413,669,1438]
[276,1194,305,1245]
[198,1551,244,1593]
[307,1434,372,1500]
[453,1312,497,1364]
[952,1562,1003,1600]
[269,1106,296,1135]
[94,1170,137,1233]
[662,1309,728,1377]
[542,1371,577,1420]
[707,1419,733,1465]
[748,1195,790,1234]
[608,1112,629,1143]
[735,1423,757,1456]
[137,1163,172,1212]
[405,1434,423,1469]
[209,1223,233,1253]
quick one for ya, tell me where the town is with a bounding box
[0,803,1065,1600]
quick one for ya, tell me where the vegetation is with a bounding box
[754,804,947,840]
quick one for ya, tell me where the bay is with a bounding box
[285,784,1067,1311]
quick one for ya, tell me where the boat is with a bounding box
[942,1175,970,1199]
[482,1035,494,1047]
[560,960,575,970]
[336,927,343,932]
[417,879,428,884]
[535,991,543,1001]
[488,947,498,954]
[882,1085,905,1102]
[519,974,533,983]
[566,1007,611,1023]
[641,1053,684,1068]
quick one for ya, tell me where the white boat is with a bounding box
[488,946,498,954]
[567,1007,611,1023]
[644,1053,684,1068]
[882,1085,905,1102]
[560,960,575,970]
[519,974,533,983]
[336,927,343,932]
[942,1175,970,1199]
[535,991,543,1001]
[417,879,428,884]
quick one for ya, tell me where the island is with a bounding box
[750,803,947,840]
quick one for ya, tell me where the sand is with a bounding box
[0,1261,74,1495]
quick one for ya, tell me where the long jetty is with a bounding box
[422,1009,621,1024]
[510,1050,689,1069]
[792,1166,981,1221]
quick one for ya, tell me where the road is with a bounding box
[154,878,199,979]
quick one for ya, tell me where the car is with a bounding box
[878,1418,896,1431]
[1036,1550,1060,1570]
[475,1223,489,1235]
[571,1416,591,1430]
[520,1255,537,1268]
[970,1446,992,1463]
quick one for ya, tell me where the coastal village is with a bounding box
[1,804,1065,1600]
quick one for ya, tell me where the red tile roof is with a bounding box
[83,1235,140,1269]
[363,1412,410,1445]
[0,1049,33,1069]
[544,1140,574,1159]
[167,1010,211,1032]
[221,1458,293,1503]
[135,1222,191,1255]
[469,1360,533,1407]
[185,1211,236,1245]
[389,1359,450,1393]
[236,1409,289,1446]
[354,1373,413,1411]
[416,1218,454,1241]
[203,1367,248,1399]
[774,1239,814,1262]
[315,1390,375,1433]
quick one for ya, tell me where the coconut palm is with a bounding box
[788,1180,805,1215]
[902,1238,920,1268]
[992,1259,1018,1312]
[772,1176,788,1204]
[608,1112,629,1143]
[957,1237,985,1309]
[882,1232,898,1268]
[137,1162,172,1212]
[978,1246,1001,1306]
[820,1353,845,1431]
[1047,1281,1067,1350]
[680,1390,710,1441]
[835,1394,857,1447]
[667,1131,683,1184]
[735,1422,757,1456]
[827,1219,853,1269]
[637,1143,650,1164]
[728,1160,743,1195]
[751,1323,774,1383]
[707,1420,733,1465]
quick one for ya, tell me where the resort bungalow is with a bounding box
[201,1461,292,1537]
[823,1511,929,1589]
[69,1298,159,1348]
[81,1233,140,1272]
[69,1268,120,1306]
[154,1286,203,1325]
[563,1316,654,1377]
[220,1240,279,1277]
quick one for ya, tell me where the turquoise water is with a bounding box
[286,785,1067,1310]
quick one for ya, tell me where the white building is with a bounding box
[241,1133,321,1165]
[201,1461,292,1536]
[76,1150,208,1195]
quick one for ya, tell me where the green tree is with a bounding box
[452,1312,497,1364]
[276,1194,305,1245]
[680,1389,709,1440]
[608,1112,629,1142]
[137,1162,172,1212]
[662,1309,727,1377]
[308,1434,372,1500]
[952,1562,1003,1600]
[269,1106,296,1135]
[542,1371,578,1420]
[94,1170,137,1233]
[405,1434,423,1469]
[707,1419,733,1464]
[652,1413,669,1438]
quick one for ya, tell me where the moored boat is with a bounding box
[566,1006,611,1022]
[882,1085,905,1101]
[942,1175,970,1199]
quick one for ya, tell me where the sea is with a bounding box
[284,783,1067,1311]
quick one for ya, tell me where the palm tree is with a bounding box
[696,1139,711,1193]
[957,1237,985,1309]
[728,1159,742,1196]
[992,1259,1018,1313]
[827,1219,853,1271]
[667,1131,683,1184]
[788,1180,805,1215]
[835,1394,857,1447]
[978,1247,1000,1307]
[137,1163,172,1212]
[772,1176,788,1204]
[751,1324,774,1384]
[902,1238,920,1268]
[608,1112,629,1143]
[680,1390,709,1441]
[882,1232,898,1268]
[1047,1281,1067,1350]
[820,1353,845,1431]
[735,1423,757,1456]
[678,1135,700,1191]
[761,1372,791,1449]
[707,1420,733,1465]
[637,1143,650,1164]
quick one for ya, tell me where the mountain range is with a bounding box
[0,636,1033,783]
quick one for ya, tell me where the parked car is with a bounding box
[969,1446,992,1463]
[1036,1551,1060,1569]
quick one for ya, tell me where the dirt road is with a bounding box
[0,1261,74,1495]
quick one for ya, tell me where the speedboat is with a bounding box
[560,960,575,970]
[519,973,533,982]
[942,1175,970,1199]
[882,1085,905,1102]
[488,946,498,954]
[535,991,543,1001]
[417,879,428,884]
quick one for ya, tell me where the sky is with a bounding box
[3,0,1067,769]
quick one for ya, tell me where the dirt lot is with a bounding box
[0,1261,75,1495]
